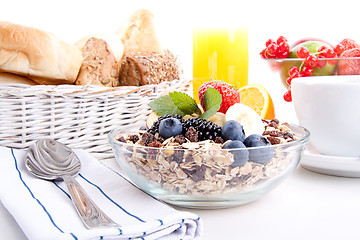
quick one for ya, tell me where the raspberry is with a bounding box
[198,81,240,114]
[338,48,360,75]
[335,39,360,56]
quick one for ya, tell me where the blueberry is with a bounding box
[244,134,273,164]
[139,125,147,130]
[158,117,183,139]
[224,140,249,167]
[221,120,245,142]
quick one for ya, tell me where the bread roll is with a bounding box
[117,9,163,55]
[75,35,123,87]
[0,21,83,84]
[75,33,124,62]
[0,72,37,85]
[119,51,180,86]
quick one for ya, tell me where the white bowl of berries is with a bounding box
[108,81,310,209]
[261,37,360,102]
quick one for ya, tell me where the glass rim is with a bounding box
[108,123,310,152]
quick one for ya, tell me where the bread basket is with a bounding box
[0,78,191,160]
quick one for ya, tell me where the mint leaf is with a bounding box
[199,87,222,120]
[149,95,185,116]
[169,92,202,115]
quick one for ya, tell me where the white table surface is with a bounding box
[2,158,360,240]
[2,0,360,239]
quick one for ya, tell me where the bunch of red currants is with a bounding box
[260,36,346,102]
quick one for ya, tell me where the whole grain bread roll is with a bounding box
[75,35,124,87]
[119,51,180,86]
[0,21,83,84]
[117,9,163,55]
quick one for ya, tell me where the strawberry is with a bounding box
[337,48,360,75]
[198,81,240,114]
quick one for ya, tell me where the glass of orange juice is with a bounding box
[192,27,248,102]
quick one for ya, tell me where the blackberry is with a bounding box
[147,114,184,135]
[182,118,222,141]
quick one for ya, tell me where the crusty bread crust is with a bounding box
[0,21,83,84]
[75,33,124,63]
[75,37,120,87]
[119,51,180,86]
[0,72,37,85]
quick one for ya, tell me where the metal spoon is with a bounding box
[25,139,118,229]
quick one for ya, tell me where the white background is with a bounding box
[3,0,360,121]
[2,0,360,239]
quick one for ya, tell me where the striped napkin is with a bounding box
[0,147,202,240]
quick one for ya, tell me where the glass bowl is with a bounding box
[264,57,360,88]
[108,124,310,209]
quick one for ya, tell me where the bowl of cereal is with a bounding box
[108,114,310,209]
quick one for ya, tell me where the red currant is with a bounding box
[277,52,288,59]
[261,36,289,59]
[324,48,336,58]
[304,54,318,67]
[316,55,327,68]
[265,49,275,58]
[260,49,267,58]
[335,44,345,56]
[301,65,314,77]
[278,41,289,54]
[317,46,328,53]
[297,47,310,58]
[283,89,292,102]
[266,39,275,47]
[267,43,278,56]
[289,67,300,77]
[277,36,287,45]
[286,76,293,85]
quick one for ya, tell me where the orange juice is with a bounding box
[193,28,248,102]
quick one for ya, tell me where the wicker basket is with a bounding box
[0,78,191,160]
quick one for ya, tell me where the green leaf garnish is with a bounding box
[149,88,222,120]
[169,92,202,115]
[199,87,222,120]
[149,95,186,116]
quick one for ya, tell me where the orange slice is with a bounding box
[238,84,275,120]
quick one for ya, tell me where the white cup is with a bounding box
[292,76,360,158]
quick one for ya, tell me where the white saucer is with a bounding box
[300,144,360,178]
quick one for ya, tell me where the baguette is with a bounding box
[117,9,163,55]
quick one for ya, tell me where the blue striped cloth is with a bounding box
[0,147,202,240]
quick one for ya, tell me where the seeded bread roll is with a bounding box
[0,21,82,85]
[75,36,123,87]
[119,51,180,86]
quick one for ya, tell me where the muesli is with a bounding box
[117,118,299,195]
